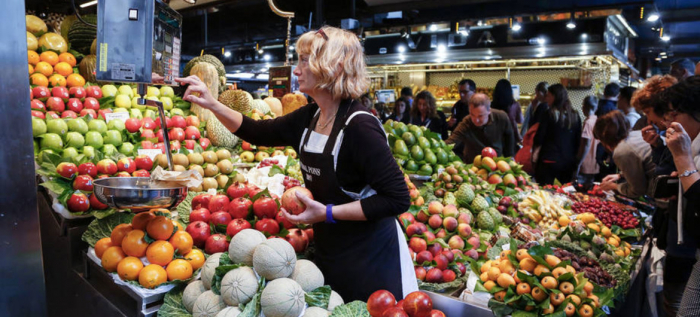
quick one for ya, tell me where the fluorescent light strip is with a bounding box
[615,14,638,38]
[80,0,97,8]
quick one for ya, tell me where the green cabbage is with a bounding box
[330,301,370,317]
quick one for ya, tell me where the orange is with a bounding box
[66,73,86,88]
[94,237,113,259]
[550,292,565,306]
[101,246,126,272]
[146,240,175,266]
[534,265,550,277]
[493,291,506,302]
[588,294,599,307]
[498,260,515,275]
[519,258,537,273]
[531,287,547,302]
[122,229,149,258]
[516,249,531,261]
[541,276,558,289]
[487,267,501,281]
[28,64,34,74]
[54,62,73,77]
[58,52,77,67]
[543,303,554,314]
[552,267,568,279]
[480,272,489,282]
[172,220,184,232]
[579,304,594,317]
[110,223,133,247]
[147,216,174,241]
[139,264,168,289]
[483,280,496,292]
[545,255,561,267]
[35,61,53,77]
[40,51,59,66]
[564,303,576,317]
[28,51,40,65]
[480,260,492,273]
[169,231,193,255]
[584,281,594,295]
[567,294,581,305]
[496,273,516,288]
[131,212,156,231]
[150,208,171,217]
[166,259,193,281]
[30,73,48,87]
[117,256,144,281]
[516,283,531,295]
[48,74,66,87]
[559,281,574,294]
[184,249,205,270]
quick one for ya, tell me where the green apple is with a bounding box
[129,109,143,119]
[115,94,131,109]
[119,142,135,156]
[67,118,89,134]
[132,87,139,97]
[82,146,96,159]
[33,140,39,155]
[170,108,184,117]
[85,131,104,148]
[113,108,129,114]
[147,86,160,98]
[160,96,173,111]
[143,109,157,120]
[32,117,47,137]
[103,130,122,147]
[102,144,118,156]
[40,133,63,151]
[160,86,175,98]
[65,132,85,148]
[38,149,56,162]
[101,84,118,97]
[107,119,125,131]
[132,95,146,110]
[46,118,68,139]
[88,120,108,133]
[118,85,133,97]
[62,147,79,160]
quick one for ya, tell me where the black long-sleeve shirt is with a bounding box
[533,112,582,167]
[412,112,448,140]
[234,102,410,221]
[445,109,515,162]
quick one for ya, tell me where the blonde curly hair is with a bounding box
[295,26,369,100]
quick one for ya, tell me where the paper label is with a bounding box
[466,271,479,292]
[502,243,510,251]
[111,63,136,81]
[137,149,163,160]
[104,112,130,123]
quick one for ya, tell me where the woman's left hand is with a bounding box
[600,178,618,192]
[280,191,326,225]
[667,122,693,158]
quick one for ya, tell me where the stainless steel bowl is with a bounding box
[93,177,188,212]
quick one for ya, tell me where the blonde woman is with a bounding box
[176,26,415,301]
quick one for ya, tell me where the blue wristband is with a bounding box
[325,204,336,224]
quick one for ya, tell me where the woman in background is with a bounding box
[411,91,448,139]
[492,79,523,143]
[389,97,411,124]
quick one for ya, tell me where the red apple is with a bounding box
[115,171,131,177]
[434,254,449,270]
[73,175,94,191]
[69,86,87,98]
[456,262,467,275]
[276,210,295,229]
[210,211,232,226]
[241,141,254,151]
[80,109,97,119]
[168,127,185,142]
[117,157,136,174]
[132,169,150,177]
[153,142,166,154]
[381,308,409,317]
[398,213,415,227]
[428,214,442,229]
[78,162,97,177]
[52,86,69,100]
[367,290,396,317]
[427,243,442,257]
[142,117,156,130]
[170,115,186,129]
[155,117,172,129]
[134,155,153,170]
[285,228,309,253]
[208,195,230,213]
[255,218,280,235]
[205,233,229,254]
[280,186,313,215]
[31,110,45,119]
[190,208,211,223]
[406,223,425,238]
[186,116,200,127]
[66,98,83,112]
[56,162,78,178]
[67,192,90,212]
[31,99,46,111]
[155,129,164,142]
[415,266,427,281]
[45,111,59,119]
[85,86,102,98]
[32,86,50,99]
[61,110,77,119]
[228,197,252,219]
[442,270,456,282]
[199,137,211,149]
[186,221,211,248]
[395,300,405,310]
[425,268,444,284]
[140,140,154,149]
[428,310,446,317]
[89,193,108,210]
[185,126,200,140]
[125,118,142,133]
[253,197,278,219]
[415,251,433,265]
[83,97,100,111]
[46,97,65,112]
[192,194,213,210]
[441,250,455,263]
[481,147,497,159]
[408,237,427,253]
[140,129,155,139]
[98,109,112,120]
[184,140,196,150]
[226,218,251,237]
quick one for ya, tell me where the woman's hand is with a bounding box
[600,178,618,192]
[280,191,326,225]
[174,76,219,110]
[641,125,662,148]
[602,174,620,183]
[667,123,693,158]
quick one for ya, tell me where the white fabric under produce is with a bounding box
[239,155,290,198]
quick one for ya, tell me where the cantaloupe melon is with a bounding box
[328,291,344,312]
[303,307,330,317]
[261,278,306,317]
[193,290,227,317]
[220,266,259,306]
[202,253,223,289]
[183,280,208,313]
[290,259,324,292]
[229,229,266,266]
[253,239,297,280]
[264,97,284,117]
[251,100,271,114]
[215,306,242,317]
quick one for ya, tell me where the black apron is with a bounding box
[299,100,404,302]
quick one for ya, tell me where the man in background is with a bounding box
[521,82,549,136]
[448,79,476,131]
[670,58,696,81]
[596,82,619,116]
[400,87,414,110]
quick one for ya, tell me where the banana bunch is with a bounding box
[518,190,573,228]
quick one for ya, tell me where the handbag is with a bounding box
[515,123,540,174]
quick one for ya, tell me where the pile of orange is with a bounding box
[28,50,85,88]
[572,213,632,257]
[93,210,202,289]
[480,249,598,317]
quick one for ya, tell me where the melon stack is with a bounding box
[182,229,345,317]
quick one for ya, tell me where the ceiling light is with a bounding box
[512,23,522,32]
[581,33,588,39]
[258,49,264,54]
[661,35,671,41]
[429,24,438,31]
[477,20,483,26]
[224,51,231,57]
[437,44,446,52]
[183,0,197,4]
[537,38,546,45]
[289,45,295,51]
[397,45,406,53]
[263,54,271,61]
[79,0,97,8]
[567,20,576,29]
[660,52,667,55]
[647,13,660,22]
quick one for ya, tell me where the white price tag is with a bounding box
[466,271,479,292]
[502,243,510,251]
[137,149,163,160]
[104,112,130,123]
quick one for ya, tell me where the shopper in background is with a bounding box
[575,96,599,184]
[618,86,640,128]
[360,93,378,117]
[670,58,696,82]
[176,26,415,301]
[400,87,414,110]
[520,81,549,137]
[532,84,581,185]
[492,79,523,143]
[411,90,448,139]
[594,111,656,198]
[633,75,678,175]
[389,97,411,124]
[445,93,515,162]
[448,79,476,130]
[375,102,389,122]
[596,82,619,116]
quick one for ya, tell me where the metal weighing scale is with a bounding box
[92,0,187,212]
